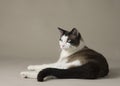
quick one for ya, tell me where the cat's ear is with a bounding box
[58,27,66,35]
[70,28,79,36]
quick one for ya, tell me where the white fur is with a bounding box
[20,35,85,79]
[20,71,38,79]
[59,35,85,60]
[59,35,70,49]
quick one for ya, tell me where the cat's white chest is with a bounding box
[58,50,74,62]
[60,50,71,58]
[60,50,72,58]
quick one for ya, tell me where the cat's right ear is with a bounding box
[58,27,66,35]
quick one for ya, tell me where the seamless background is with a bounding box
[0,0,120,86]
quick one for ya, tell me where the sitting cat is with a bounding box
[20,28,109,82]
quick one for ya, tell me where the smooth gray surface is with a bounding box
[0,0,120,86]
[0,57,120,86]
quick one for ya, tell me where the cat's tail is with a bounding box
[37,62,109,81]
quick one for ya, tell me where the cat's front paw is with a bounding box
[20,71,38,79]
[27,65,36,71]
[20,72,29,78]
[27,64,47,71]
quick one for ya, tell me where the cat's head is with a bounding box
[58,27,84,50]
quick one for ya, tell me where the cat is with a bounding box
[20,27,109,82]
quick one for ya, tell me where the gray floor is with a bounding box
[0,57,120,86]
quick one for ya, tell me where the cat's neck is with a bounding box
[60,40,85,58]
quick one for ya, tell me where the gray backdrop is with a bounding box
[0,0,120,86]
[0,0,120,65]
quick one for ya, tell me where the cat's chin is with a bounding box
[60,48,69,51]
[61,47,76,51]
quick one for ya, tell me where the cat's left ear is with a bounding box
[70,28,79,36]
[58,27,67,35]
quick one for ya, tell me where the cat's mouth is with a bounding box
[60,45,74,50]
[60,46,68,50]
[60,46,66,49]
[61,45,66,49]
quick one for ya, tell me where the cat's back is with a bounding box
[68,47,109,77]
[68,47,108,66]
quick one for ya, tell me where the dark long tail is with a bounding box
[37,62,109,81]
